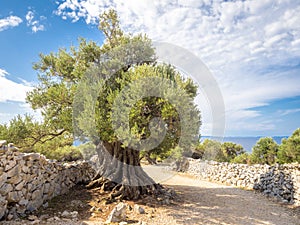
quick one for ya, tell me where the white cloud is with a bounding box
[0,104,41,125]
[55,0,114,24]
[0,15,22,32]
[0,68,8,77]
[25,10,46,33]
[0,69,42,125]
[54,0,300,135]
[279,108,300,116]
[0,68,33,103]
[26,11,34,25]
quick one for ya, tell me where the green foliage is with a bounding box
[0,114,77,161]
[192,130,300,165]
[168,146,184,160]
[0,114,39,149]
[0,124,8,141]
[193,140,245,162]
[193,142,205,159]
[26,38,102,136]
[231,152,250,164]
[27,9,201,162]
[250,137,278,165]
[39,145,82,161]
[221,142,245,162]
[277,128,300,163]
[195,139,225,162]
[31,133,76,160]
[99,9,124,48]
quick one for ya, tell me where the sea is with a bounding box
[75,136,289,153]
[200,136,288,153]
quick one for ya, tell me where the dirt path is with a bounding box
[160,173,300,225]
[1,167,299,225]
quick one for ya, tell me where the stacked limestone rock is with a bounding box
[0,148,96,220]
[185,159,300,205]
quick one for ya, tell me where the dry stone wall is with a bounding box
[185,159,300,205]
[0,148,96,220]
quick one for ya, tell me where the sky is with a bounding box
[0,0,300,137]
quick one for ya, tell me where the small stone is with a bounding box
[157,197,163,201]
[30,219,41,224]
[7,191,20,203]
[61,210,70,218]
[71,200,85,208]
[106,202,127,223]
[39,214,50,220]
[70,211,78,218]
[5,160,17,171]
[0,196,8,220]
[7,214,14,220]
[163,198,170,205]
[134,204,145,214]
[43,202,49,209]
[28,215,38,221]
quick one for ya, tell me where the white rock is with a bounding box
[106,202,127,223]
[28,215,38,221]
[134,204,145,214]
[61,210,70,218]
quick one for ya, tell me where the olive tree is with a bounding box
[27,9,201,200]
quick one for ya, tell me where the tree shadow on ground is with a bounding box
[30,179,300,225]
[35,184,94,219]
[160,184,300,225]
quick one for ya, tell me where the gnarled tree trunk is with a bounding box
[87,141,166,201]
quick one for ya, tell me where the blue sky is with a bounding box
[0,0,300,137]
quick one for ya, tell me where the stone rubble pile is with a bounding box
[0,148,96,220]
[106,202,147,224]
[183,158,300,205]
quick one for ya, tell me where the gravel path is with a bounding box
[160,173,300,225]
[1,167,299,225]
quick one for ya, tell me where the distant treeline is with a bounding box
[193,128,300,165]
[200,136,287,153]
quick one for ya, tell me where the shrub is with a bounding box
[250,137,278,165]
[231,152,250,164]
[277,128,300,163]
[221,142,245,162]
[201,139,226,162]
[45,145,83,161]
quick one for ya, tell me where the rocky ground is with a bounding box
[0,168,299,225]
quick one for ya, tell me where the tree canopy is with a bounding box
[193,140,245,162]
[277,128,300,163]
[26,9,200,155]
[250,137,278,165]
[25,9,201,200]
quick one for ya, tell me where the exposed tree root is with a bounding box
[86,141,177,202]
[86,172,174,202]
